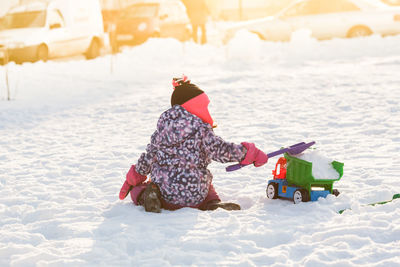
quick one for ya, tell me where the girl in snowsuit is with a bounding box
[119,76,268,212]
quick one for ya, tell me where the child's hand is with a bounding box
[119,181,133,200]
[240,142,268,167]
[119,165,147,200]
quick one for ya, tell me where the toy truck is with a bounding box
[266,153,343,204]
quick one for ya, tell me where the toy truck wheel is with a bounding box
[293,189,308,204]
[332,189,340,197]
[267,183,278,199]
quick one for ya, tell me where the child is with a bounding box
[119,76,268,212]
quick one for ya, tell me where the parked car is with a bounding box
[223,0,400,43]
[0,0,105,64]
[381,0,400,6]
[103,0,191,51]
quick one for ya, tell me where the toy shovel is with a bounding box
[225,141,315,172]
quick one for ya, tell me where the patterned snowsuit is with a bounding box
[132,105,246,208]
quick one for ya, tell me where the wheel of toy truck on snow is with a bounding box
[304,189,310,202]
[332,189,340,197]
[266,183,278,199]
[293,189,308,204]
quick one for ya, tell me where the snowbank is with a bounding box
[1,32,400,266]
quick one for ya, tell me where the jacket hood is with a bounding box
[181,93,214,127]
[155,105,209,148]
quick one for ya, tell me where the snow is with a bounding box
[1,31,400,266]
[295,150,340,180]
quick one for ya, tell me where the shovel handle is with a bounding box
[225,150,287,172]
[226,163,247,172]
[225,141,315,172]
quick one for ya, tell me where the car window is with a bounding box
[48,9,64,27]
[318,0,360,13]
[161,3,184,23]
[282,0,320,17]
[159,3,172,21]
[338,0,360,11]
[4,10,46,29]
[121,4,158,19]
[168,4,182,22]
[282,0,360,17]
[173,2,189,22]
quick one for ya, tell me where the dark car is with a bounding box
[103,0,191,51]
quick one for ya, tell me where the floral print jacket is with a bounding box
[135,105,246,206]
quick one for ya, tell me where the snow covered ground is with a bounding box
[1,31,400,266]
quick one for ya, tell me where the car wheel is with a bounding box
[86,39,100,60]
[293,189,308,204]
[152,31,160,38]
[36,44,48,62]
[347,26,372,38]
[266,183,278,199]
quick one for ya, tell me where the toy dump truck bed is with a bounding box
[285,153,343,194]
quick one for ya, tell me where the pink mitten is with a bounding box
[119,165,147,200]
[240,142,268,167]
[119,180,133,200]
[126,165,147,186]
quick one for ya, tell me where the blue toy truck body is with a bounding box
[268,178,331,202]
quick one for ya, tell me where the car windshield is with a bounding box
[124,4,158,18]
[280,1,320,17]
[278,0,366,18]
[4,10,46,29]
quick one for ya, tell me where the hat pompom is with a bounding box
[172,75,190,90]
[170,76,204,107]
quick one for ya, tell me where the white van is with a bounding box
[0,0,105,64]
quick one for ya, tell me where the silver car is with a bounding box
[223,0,400,42]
